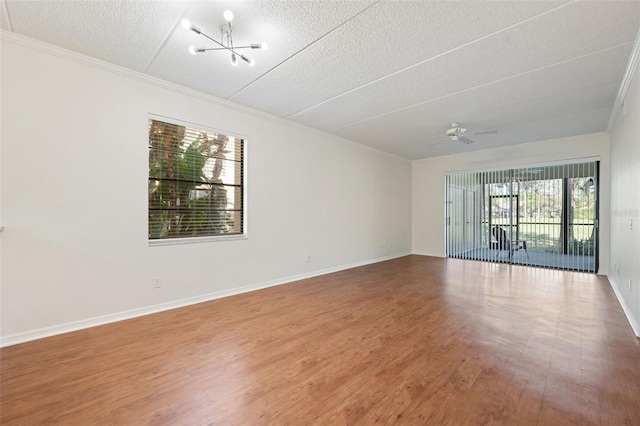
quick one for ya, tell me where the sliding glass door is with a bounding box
[445,161,598,272]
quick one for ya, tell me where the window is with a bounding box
[148,116,245,242]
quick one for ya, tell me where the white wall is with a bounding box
[609,57,640,335]
[0,35,412,344]
[412,132,611,274]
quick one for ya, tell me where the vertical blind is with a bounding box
[445,161,598,272]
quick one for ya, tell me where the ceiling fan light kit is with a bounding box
[446,122,474,144]
[181,10,267,67]
[445,122,467,140]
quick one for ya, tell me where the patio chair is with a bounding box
[491,226,529,261]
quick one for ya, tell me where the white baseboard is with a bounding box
[608,276,640,338]
[411,251,443,257]
[0,252,411,347]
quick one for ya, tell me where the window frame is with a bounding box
[148,114,247,246]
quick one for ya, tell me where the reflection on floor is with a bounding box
[452,247,596,272]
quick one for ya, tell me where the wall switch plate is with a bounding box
[153,277,162,289]
[629,279,632,291]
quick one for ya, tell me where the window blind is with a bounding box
[148,118,244,240]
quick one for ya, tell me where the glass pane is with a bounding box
[445,161,597,272]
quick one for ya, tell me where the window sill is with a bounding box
[149,234,247,246]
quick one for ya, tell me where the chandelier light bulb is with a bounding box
[188,45,197,55]
[231,54,238,66]
[260,42,268,50]
[223,10,234,22]
[248,58,255,66]
[181,19,191,30]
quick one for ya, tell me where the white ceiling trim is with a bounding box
[607,26,640,132]
[0,30,304,125]
[286,0,575,120]
[0,30,410,163]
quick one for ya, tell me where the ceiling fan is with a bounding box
[430,122,497,147]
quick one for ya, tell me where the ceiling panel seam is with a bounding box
[142,1,192,73]
[327,41,634,133]
[226,0,381,102]
[2,0,13,31]
[285,0,576,120]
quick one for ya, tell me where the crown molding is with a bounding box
[0,30,285,123]
[0,30,410,163]
[607,27,640,132]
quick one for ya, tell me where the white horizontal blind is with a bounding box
[445,162,597,272]
[148,118,244,240]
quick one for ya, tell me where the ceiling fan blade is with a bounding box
[429,138,448,147]
[459,136,474,144]
[470,129,498,136]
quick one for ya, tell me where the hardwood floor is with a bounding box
[2,255,639,425]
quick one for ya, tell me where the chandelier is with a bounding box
[181,10,268,67]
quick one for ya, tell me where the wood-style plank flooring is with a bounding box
[2,255,639,425]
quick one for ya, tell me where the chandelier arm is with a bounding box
[227,25,236,64]
[198,30,250,60]
[198,46,255,51]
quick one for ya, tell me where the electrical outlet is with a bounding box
[630,219,633,231]
[306,255,311,263]
[153,277,162,289]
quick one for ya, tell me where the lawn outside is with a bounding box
[485,219,595,253]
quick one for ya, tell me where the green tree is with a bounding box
[148,120,234,239]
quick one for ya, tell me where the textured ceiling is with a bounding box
[2,0,639,160]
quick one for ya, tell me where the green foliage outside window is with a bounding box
[148,119,243,240]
